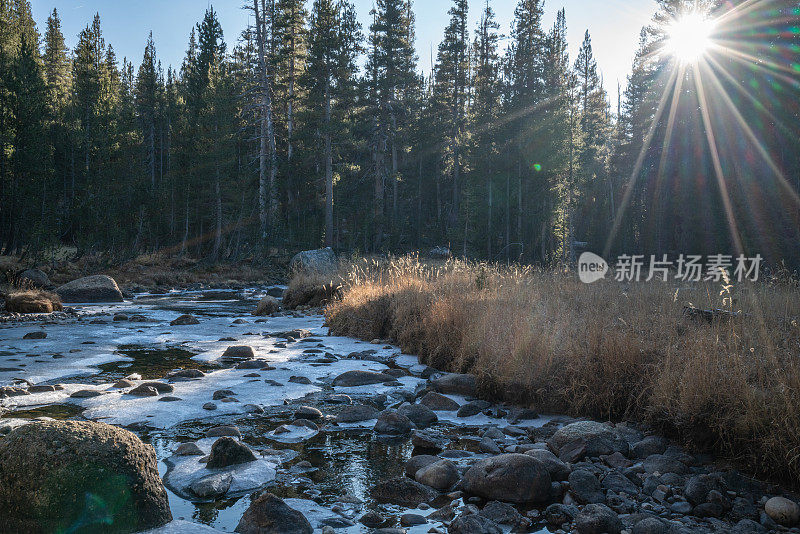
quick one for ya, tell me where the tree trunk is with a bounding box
[254,0,278,244]
[487,175,492,259]
[213,172,222,259]
[324,81,333,248]
[390,105,398,239]
[505,161,510,261]
[286,18,296,238]
[417,154,423,248]
[373,119,385,251]
[149,121,155,190]
[181,187,189,255]
[517,160,522,258]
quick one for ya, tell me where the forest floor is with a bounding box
[319,256,800,487]
[0,250,290,294]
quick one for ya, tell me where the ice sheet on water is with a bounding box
[163,437,278,500]
[265,422,319,443]
[282,498,454,534]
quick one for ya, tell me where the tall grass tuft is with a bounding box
[324,256,800,484]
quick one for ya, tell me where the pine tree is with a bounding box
[9,33,51,247]
[136,33,158,190]
[471,0,501,257]
[250,0,280,246]
[433,0,469,239]
[368,0,418,238]
[0,0,43,249]
[43,9,70,110]
[303,0,362,247]
[194,8,228,257]
[504,0,546,259]
[573,29,610,255]
[542,9,575,262]
[274,0,308,195]
[71,15,107,240]
[42,8,73,237]
[574,31,609,182]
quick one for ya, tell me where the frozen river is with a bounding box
[0,289,552,533]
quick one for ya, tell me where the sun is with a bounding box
[665,11,716,63]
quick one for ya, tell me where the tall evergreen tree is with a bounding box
[303,0,362,247]
[470,0,501,257]
[368,0,418,239]
[135,33,158,190]
[504,0,546,260]
[573,30,610,253]
[433,0,469,239]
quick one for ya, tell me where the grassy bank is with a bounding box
[321,257,800,483]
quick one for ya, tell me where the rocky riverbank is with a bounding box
[0,287,798,533]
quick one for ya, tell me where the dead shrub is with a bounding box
[283,270,343,309]
[5,290,64,314]
[254,296,281,316]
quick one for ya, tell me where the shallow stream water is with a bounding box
[0,289,552,533]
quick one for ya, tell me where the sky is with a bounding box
[30,0,658,105]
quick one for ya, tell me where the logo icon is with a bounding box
[578,252,608,284]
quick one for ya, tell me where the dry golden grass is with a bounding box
[283,267,344,309]
[4,289,64,314]
[324,256,800,483]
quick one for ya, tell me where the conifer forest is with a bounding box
[0,0,798,267]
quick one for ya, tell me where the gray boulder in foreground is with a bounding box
[0,420,171,533]
[289,247,337,274]
[56,274,124,303]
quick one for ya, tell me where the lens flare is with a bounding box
[665,11,716,63]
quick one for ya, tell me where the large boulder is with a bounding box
[574,503,622,534]
[548,421,629,459]
[235,493,313,534]
[0,420,171,533]
[170,314,200,326]
[415,459,460,490]
[370,477,438,506]
[18,268,51,288]
[206,437,257,469]
[4,290,63,313]
[56,274,124,303]
[765,496,800,527]
[374,410,415,435]
[289,248,337,275]
[221,345,255,364]
[405,455,440,478]
[429,373,477,397]
[419,391,461,411]
[460,453,552,504]
[398,403,438,428]
[333,370,393,387]
[449,513,502,534]
[524,449,571,481]
[568,469,605,504]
